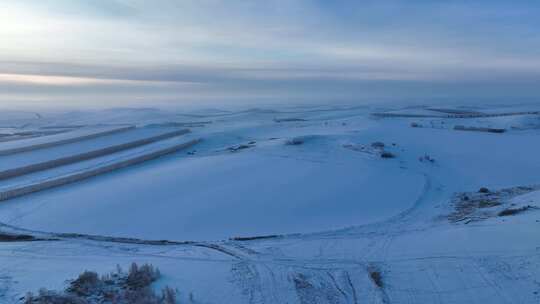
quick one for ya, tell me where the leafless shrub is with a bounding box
[126,262,161,289]
[161,286,177,304]
[66,271,100,296]
[25,263,176,304]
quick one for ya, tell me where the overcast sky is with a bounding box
[1,0,539,108]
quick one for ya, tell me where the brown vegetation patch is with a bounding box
[448,186,539,223]
[25,263,177,304]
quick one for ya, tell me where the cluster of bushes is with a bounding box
[25,263,177,304]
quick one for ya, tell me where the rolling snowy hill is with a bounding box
[0,104,539,303]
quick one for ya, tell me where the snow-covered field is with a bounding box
[0,104,539,303]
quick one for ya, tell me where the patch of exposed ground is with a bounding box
[498,205,539,217]
[447,185,540,224]
[24,263,177,304]
[343,141,399,159]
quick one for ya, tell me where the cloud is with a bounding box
[1,0,540,107]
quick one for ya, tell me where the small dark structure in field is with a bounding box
[380,151,395,159]
[478,187,490,193]
[368,267,384,288]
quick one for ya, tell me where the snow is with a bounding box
[0,126,185,172]
[0,125,132,155]
[0,134,197,191]
[0,147,425,240]
[0,104,539,303]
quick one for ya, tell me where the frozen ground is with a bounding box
[0,103,539,303]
